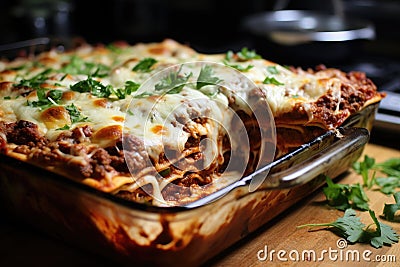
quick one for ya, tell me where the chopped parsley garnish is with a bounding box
[236,47,261,61]
[106,43,124,54]
[71,77,140,99]
[28,89,63,108]
[267,66,280,74]
[263,76,284,86]
[132,58,158,73]
[298,208,399,248]
[154,67,192,94]
[112,81,140,99]
[3,96,11,100]
[15,68,53,90]
[224,47,261,61]
[56,124,71,131]
[61,56,110,78]
[223,61,254,72]
[70,76,113,98]
[65,103,88,124]
[196,65,222,89]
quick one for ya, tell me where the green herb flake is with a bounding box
[3,96,11,100]
[29,89,63,109]
[70,76,112,98]
[223,61,254,72]
[132,58,158,73]
[267,66,280,74]
[263,76,284,86]
[15,68,53,90]
[154,67,192,94]
[236,47,261,61]
[65,103,88,124]
[61,56,110,77]
[56,124,71,131]
[196,65,222,89]
[112,81,140,99]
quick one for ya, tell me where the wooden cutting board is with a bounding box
[208,143,400,266]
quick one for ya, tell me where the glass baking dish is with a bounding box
[0,97,378,266]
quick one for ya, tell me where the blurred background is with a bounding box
[1,0,400,60]
[0,0,399,144]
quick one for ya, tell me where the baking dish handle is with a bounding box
[184,127,369,208]
[253,127,369,190]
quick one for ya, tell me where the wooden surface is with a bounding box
[0,143,399,267]
[208,143,400,267]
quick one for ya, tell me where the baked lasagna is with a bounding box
[0,39,383,206]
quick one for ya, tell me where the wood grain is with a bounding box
[208,144,400,267]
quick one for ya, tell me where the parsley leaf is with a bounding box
[70,76,112,98]
[61,56,110,77]
[267,66,280,74]
[353,155,376,188]
[298,209,399,248]
[236,47,261,61]
[132,58,157,73]
[56,124,70,131]
[112,81,140,99]
[154,67,192,94]
[383,192,400,221]
[196,65,222,89]
[323,177,370,211]
[375,158,400,178]
[367,209,399,248]
[223,61,254,72]
[15,68,53,90]
[263,76,284,86]
[29,89,63,108]
[375,177,400,195]
[65,103,88,124]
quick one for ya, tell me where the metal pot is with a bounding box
[241,10,375,66]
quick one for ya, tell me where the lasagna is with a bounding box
[0,39,383,206]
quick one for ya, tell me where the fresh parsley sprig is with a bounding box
[297,208,399,248]
[323,177,370,211]
[70,77,139,99]
[223,47,261,72]
[154,67,192,94]
[383,192,400,222]
[353,156,400,191]
[196,65,222,90]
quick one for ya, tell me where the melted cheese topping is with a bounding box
[0,39,382,205]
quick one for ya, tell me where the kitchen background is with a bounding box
[0,0,399,147]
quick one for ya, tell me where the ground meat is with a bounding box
[2,120,47,146]
[121,134,150,173]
